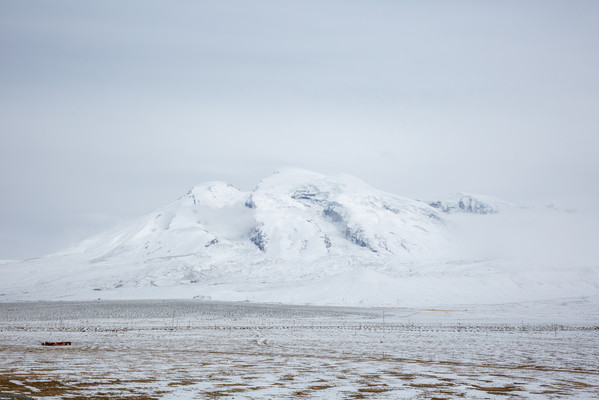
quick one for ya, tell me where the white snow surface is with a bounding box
[2,169,598,307]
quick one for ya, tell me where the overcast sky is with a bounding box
[1,1,598,259]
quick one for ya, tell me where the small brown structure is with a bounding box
[41,341,71,346]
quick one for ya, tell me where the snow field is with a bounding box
[1,300,598,399]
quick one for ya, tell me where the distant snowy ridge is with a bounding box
[1,169,598,306]
[429,193,524,214]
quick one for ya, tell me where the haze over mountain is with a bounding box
[2,169,597,306]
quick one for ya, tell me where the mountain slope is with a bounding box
[248,170,448,259]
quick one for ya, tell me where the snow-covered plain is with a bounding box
[1,169,598,307]
[1,300,598,399]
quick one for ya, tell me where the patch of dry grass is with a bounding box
[471,384,521,394]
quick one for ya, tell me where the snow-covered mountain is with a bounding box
[2,169,598,306]
[62,169,449,265]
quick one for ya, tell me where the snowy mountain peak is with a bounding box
[184,182,247,208]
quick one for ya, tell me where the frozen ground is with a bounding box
[1,299,598,399]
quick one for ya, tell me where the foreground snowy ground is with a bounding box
[1,299,598,399]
